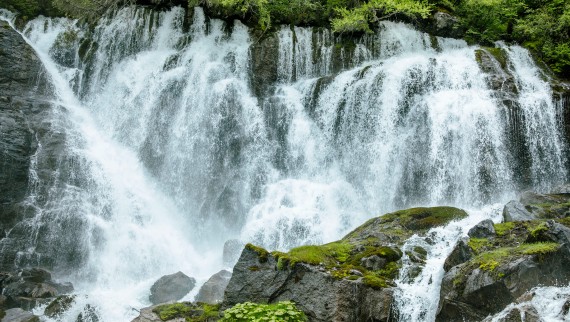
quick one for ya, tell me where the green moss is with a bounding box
[245,243,269,263]
[529,222,548,239]
[153,303,220,322]
[274,241,353,268]
[518,242,560,255]
[494,222,515,236]
[248,265,260,271]
[380,207,468,230]
[468,237,489,253]
[474,248,509,271]
[362,274,389,289]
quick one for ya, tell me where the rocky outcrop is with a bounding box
[437,217,570,321]
[0,267,73,321]
[149,272,195,305]
[2,308,40,322]
[503,187,570,222]
[195,270,231,304]
[223,207,467,321]
[131,302,220,322]
[0,20,53,267]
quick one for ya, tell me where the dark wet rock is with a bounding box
[44,295,76,318]
[2,308,39,322]
[76,304,100,322]
[503,200,536,222]
[444,237,473,271]
[437,219,570,321]
[222,239,244,268]
[468,219,496,238]
[432,12,463,38]
[195,270,232,304]
[0,20,54,270]
[250,31,279,97]
[149,272,195,305]
[19,268,51,283]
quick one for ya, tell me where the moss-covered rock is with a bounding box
[437,219,570,321]
[225,206,468,321]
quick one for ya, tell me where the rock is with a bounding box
[30,283,58,298]
[432,12,462,38]
[468,219,496,238]
[519,191,562,205]
[76,304,100,322]
[44,295,76,318]
[2,308,40,322]
[250,32,279,97]
[360,255,387,271]
[131,305,163,322]
[19,268,51,283]
[437,220,570,321]
[131,302,220,322]
[0,20,54,270]
[195,270,232,304]
[149,272,195,305]
[526,220,570,245]
[503,200,535,222]
[222,239,244,268]
[224,246,394,321]
[443,237,473,271]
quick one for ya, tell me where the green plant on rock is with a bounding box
[332,0,432,33]
[153,302,220,322]
[221,301,307,322]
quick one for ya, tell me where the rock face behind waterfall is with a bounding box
[437,192,570,321]
[0,20,54,270]
[223,207,468,321]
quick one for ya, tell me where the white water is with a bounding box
[486,286,570,322]
[1,5,568,322]
[393,205,503,321]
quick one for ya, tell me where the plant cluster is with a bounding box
[221,301,307,322]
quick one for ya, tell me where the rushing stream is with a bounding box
[0,5,568,321]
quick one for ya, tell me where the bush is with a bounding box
[221,301,307,322]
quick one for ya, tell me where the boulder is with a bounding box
[44,295,76,318]
[131,302,220,322]
[149,272,195,305]
[503,200,535,222]
[360,255,387,271]
[437,220,570,321]
[468,219,496,238]
[195,270,232,304]
[223,246,394,322]
[2,308,39,322]
[443,238,473,271]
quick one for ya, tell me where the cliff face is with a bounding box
[0,20,55,270]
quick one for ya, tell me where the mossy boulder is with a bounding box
[437,219,570,321]
[503,187,570,222]
[132,302,220,322]
[224,206,467,321]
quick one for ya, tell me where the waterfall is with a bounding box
[0,4,568,321]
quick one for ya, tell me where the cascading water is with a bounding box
[0,4,568,321]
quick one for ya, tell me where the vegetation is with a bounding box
[3,0,569,76]
[153,302,220,321]
[221,301,307,322]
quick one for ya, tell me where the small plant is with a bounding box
[221,301,307,322]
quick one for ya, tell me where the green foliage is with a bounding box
[221,301,307,322]
[153,303,220,322]
[379,207,468,230]
[468,237,489,253]
[332,0,433,33]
